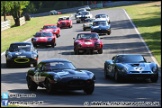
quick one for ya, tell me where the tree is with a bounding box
[1,1,13,21]
[9,1,29,26]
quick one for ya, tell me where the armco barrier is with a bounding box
[1,20,11,31]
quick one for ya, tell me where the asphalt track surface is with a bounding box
[1,8,161,107]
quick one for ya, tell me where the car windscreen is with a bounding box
[9,44,31,52]
[81,11,89,15]
[84,19,94,22]
[93,21,107,26]
[43,61,76,71]
[77,33,99,39]
[43,26,57,29]
[35,32,53,37]
[116,55,146,63]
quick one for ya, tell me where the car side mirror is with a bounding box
[73,38,75,40]
[33,35,35,37]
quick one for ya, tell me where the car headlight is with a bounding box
[152,66,158,72]
[120,67,128,73]
[7,54,12,59]
[32,38,38,42]
[47,38,53,41]
[31,54,37,59]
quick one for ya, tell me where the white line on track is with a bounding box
[123,9,160,68]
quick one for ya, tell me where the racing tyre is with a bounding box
[33,44,37,48]
[6,61,11,68]
[33,61,37,67]
[83,84,94,95]
[27,77,38,91]
[104,65,109,79]
[51,42,56,48]
[114,72,122,82]
[45,79,54,94]
[74,49,79,55]
[150,74,158,83]
[98,49,103,54]
[107,30,111,35]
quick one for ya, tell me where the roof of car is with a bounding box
[40,58,71,63]
[93,19,107,22]
[10,42,32,45]
[96,14,107,16]
[44,24,57,26]
[59,16,69,18]
[78,32,98,34]
[117,54,142,56]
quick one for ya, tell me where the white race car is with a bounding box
[76,11,93,23]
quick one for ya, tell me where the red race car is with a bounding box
[57,16,72,29]
[31,31,57,48]
[73,32,103,54]
[41,24,60,38]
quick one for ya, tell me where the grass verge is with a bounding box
[1,14,71,52]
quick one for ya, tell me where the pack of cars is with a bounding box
[5,6,159,96]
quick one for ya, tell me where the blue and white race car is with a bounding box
[104,54,159,82]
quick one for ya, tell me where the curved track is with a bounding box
[1,8,161,107]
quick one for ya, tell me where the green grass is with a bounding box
[1,2,161,66]
[106,1,161,66]
[1,14,71,52]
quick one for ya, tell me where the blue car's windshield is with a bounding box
[116,55,146,63]
[93,21,108,26]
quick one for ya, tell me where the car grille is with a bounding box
[14,58,30,63]
[130,71,151,73]
[61,22,66,26]
[68,80,85,86]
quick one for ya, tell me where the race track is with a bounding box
[1,8,161,107]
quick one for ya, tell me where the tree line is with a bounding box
[1,1,106,26]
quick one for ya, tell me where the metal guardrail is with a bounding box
[1,20,11,31]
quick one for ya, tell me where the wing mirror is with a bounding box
[73,38,75,40]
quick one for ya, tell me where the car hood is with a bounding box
[9,51,33,58]
[47,69,90,79]
[59,20,69,23]
[119,63,152,71]
[34,37,51,41]
[41,29,55,32]
[92,25,110,29]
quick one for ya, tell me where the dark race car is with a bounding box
[41,24,61,38]
[57,16,72,29]
[5,42,38,67]
[91,19,111,35]
[104,54,159,83]
[31,31,57,48]
[73,32,103,54]
[26,58,95,94]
